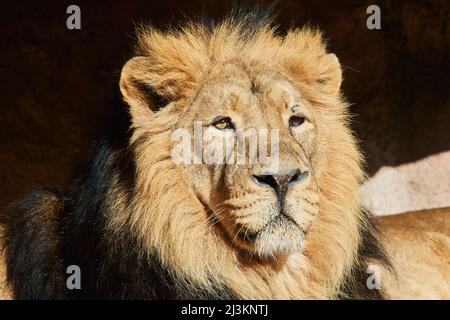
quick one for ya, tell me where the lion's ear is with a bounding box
[315,53,342,96]
[120,56,168,122]
[283,28,343,96]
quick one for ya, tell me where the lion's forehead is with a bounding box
[193,65,304,125]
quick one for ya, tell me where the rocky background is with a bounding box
[1,0,449,212]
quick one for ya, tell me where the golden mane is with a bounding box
[111,13,366,299]
[3,8,449,301]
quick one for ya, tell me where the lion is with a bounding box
[0,9,449,300]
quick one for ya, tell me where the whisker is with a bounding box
[231,222,245,245]
[342,64,360,73]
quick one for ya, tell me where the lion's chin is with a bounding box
[236,215,305,260]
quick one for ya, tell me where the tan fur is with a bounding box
[1,15,449,300]
[114,17,365,299]
[0,227,12,300]
[380,208,450,299]
[114,17,450,299]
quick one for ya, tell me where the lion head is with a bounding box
[114,12,365,299]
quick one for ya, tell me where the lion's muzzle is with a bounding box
[252,169,309,203]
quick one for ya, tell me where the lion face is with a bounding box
[176,62,320,259]
[118,18,361,288]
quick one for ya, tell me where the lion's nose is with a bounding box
[252,169,309,197]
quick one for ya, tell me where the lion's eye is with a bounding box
[212,117,234,130]
[289,115,305,127]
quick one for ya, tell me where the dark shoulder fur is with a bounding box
[1,188,66,299]
[337,210,393,299]
[1,140,235,299]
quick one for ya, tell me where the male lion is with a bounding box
[0,9,449,299]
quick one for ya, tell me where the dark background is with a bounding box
[1,0,449,207]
